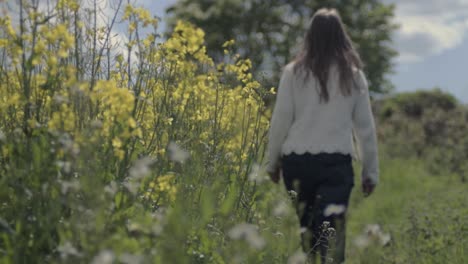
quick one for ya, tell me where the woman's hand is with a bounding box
[362,178,375,197]
[268,168,281,184]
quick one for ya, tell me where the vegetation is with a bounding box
[347,157,467,264]
[0,1,466,264]
[375,89,468,182]
[167,0,398,92]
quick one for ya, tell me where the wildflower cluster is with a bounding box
[353,224,391,249]
[0,1,273,263]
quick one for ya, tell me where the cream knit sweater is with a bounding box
[266,62,379,184]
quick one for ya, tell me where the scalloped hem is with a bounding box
[281,145,354,156]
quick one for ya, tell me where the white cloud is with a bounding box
[395,15,466,62]
[386,0,468,63]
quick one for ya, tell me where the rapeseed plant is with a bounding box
[0,1,273,262]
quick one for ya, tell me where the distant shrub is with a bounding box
[377,88,457,120]
[374,89,468,182]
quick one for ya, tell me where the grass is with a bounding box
[346,156,468,263]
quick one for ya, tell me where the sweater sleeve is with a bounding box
[352,70,379,184]
[266,66,294,173]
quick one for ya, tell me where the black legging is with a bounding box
[282,152,354,264]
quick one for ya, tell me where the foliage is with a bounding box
[0,1,466,264]
[377,88,458,119]
[375,89,468,182]
[166,0,398,93]
[347,157,468,264]
[0,1,280,262]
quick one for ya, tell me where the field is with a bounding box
[0,2,467,263]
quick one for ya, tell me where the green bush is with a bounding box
[375,89,468,182]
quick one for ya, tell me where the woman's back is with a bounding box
[267,62,378,184]
[281,62,364,155]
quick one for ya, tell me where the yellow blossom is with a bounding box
[112,138,122,148]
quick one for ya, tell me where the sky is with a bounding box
[148,0,468,102]
[382,0,468,102]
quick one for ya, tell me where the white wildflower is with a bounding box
[0,218,14,235]
[365,224,381,235]
[13,128,22,136]
[60,180,80,194]
[287,250,307,264]
[321,221,330,228]
[274,231,284,238]
[58,134,80,156]
[42,183,49,193]
[354,224,391,249]
[151,209,166,235]
[127,221,143,233]
[56,161,72,174]
[0,130,5,142]
[53,94,69,104]
[228,223,266,249]
[104,181,118,195]
[297,227,309,237]
[152,223,163,235]
[91,250,115,264]
[123,180,140,195]
[191,250,205,259]
[25,188,33,199]
[57,241,82,259]
[168,141,189,163]
[129,157,154,180]
[354,235,370,249]
[248,164,267,183]
[323,204,346,217]
[379,232,391,246]
[273,201,289,217]
[287,190,298,199]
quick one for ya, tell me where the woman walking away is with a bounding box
[266,8,379,264]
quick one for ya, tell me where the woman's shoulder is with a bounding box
[351,67,368,93]
[283,62,296,74]
[278,62,301,85]
[283,61,308,81]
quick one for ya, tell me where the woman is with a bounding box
[266,8,379,264]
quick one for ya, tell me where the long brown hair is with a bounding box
[294,8,363,102]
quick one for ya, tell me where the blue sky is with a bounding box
[149,0,468,102]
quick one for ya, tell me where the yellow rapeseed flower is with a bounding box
[112,138,122,148]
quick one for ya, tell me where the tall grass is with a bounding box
[347,156,467,263]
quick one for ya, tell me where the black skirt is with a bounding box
[281,152,354,262]
[282,152,354,206]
